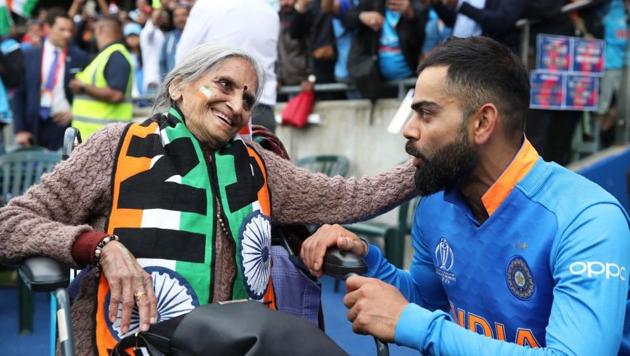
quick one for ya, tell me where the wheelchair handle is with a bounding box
[322,248,389,356]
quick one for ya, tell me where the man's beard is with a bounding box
[406,127,480,196]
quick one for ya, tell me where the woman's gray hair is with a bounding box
[152,43,265,113]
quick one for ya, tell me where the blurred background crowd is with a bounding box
[0,0,628,166]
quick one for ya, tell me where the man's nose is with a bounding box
[402,113,420,141]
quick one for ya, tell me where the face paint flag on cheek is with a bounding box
[197,85,213,101]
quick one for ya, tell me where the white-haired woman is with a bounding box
[0,44,416,355]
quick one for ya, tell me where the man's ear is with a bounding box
[168,78,183,102]
[471,103,498,145]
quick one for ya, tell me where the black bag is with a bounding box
[348,38,382,100]
[112,300,347,356]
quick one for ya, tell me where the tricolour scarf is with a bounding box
[95,107,275,355]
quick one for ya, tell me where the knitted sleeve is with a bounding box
[259,146,418,225]
[0,124,126,267]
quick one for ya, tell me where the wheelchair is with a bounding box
[17,127,389,356]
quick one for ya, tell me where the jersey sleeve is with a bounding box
[393,202,630,355]
[365,200,449,312]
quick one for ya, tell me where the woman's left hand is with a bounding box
[99,241,158,334]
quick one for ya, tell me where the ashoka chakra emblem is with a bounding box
[239,211,272,300]
[105,266,199,339]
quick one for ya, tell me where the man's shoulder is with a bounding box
[104,50,131,69]
[518,159,626,224]
[68,45,89,61]
[21,45,41,60]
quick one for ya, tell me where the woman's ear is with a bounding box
[169,78,183,102]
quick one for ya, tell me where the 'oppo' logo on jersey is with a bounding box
[569,261,627,281]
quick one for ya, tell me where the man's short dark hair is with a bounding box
[417,37,530,139]
[45,7,71,27]
[98,15,123,36]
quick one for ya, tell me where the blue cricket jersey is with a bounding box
[365,139,630,354]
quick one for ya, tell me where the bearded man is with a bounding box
[300,36,630,355]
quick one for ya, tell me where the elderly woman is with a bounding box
[0,44,416,355]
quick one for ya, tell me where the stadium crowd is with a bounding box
[0,0,628,165]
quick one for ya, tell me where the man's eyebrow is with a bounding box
[410,101,440,112]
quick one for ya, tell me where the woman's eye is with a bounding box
[217,79,232,91]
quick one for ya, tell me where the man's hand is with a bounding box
[359,11,385,32]
[99,241,158,334]
[344,275,409,342]
[15,131,33,147]
[52,111,72,126]
[295,0,313,13]
[69,79,84,94]
[387,0,415,18]
[300,224,368,277]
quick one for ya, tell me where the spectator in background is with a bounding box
[21,19,43,49]
[176,0,280,132]
[525,0,581,166]
[69,0,109,57]
[124,22,144,100]
[129,0,151,27]
[421,8,451,58]
[429,0,525,51]
[159,4,188,79]
[140,5,166,97]
[593,0,628,147]
[343,0,426,98]
[277,0,310,87]
[0,37,23,153]
[322,0,359,85]
[70,16,133,140]
[11,8,89,151]
[290,0,337,85]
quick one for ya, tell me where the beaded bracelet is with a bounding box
[94,234,119,277]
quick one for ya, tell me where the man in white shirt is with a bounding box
[11,8,89,150]
[140,8,166,97]
[176,0,280,131]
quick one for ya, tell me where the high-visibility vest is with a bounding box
[71,43,134,139]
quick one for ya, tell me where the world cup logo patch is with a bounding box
[507,256,535,300]
[434,238,456,284]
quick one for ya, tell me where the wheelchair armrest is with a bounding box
[18,257,69,292]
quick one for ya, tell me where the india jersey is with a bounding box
[365,140,630,354]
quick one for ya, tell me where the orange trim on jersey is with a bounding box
[481,139,539,216]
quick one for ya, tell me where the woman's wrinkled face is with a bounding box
[169,57,258,149]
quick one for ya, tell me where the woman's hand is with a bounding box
[99,241,157,334]
[300,224,368,277]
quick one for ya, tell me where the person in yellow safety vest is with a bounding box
[70,16,133,139]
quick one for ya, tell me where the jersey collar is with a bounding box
[480,138,539,217]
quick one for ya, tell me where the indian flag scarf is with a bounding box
[95,107,275,355]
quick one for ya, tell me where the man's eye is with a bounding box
[420,110,432,119]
